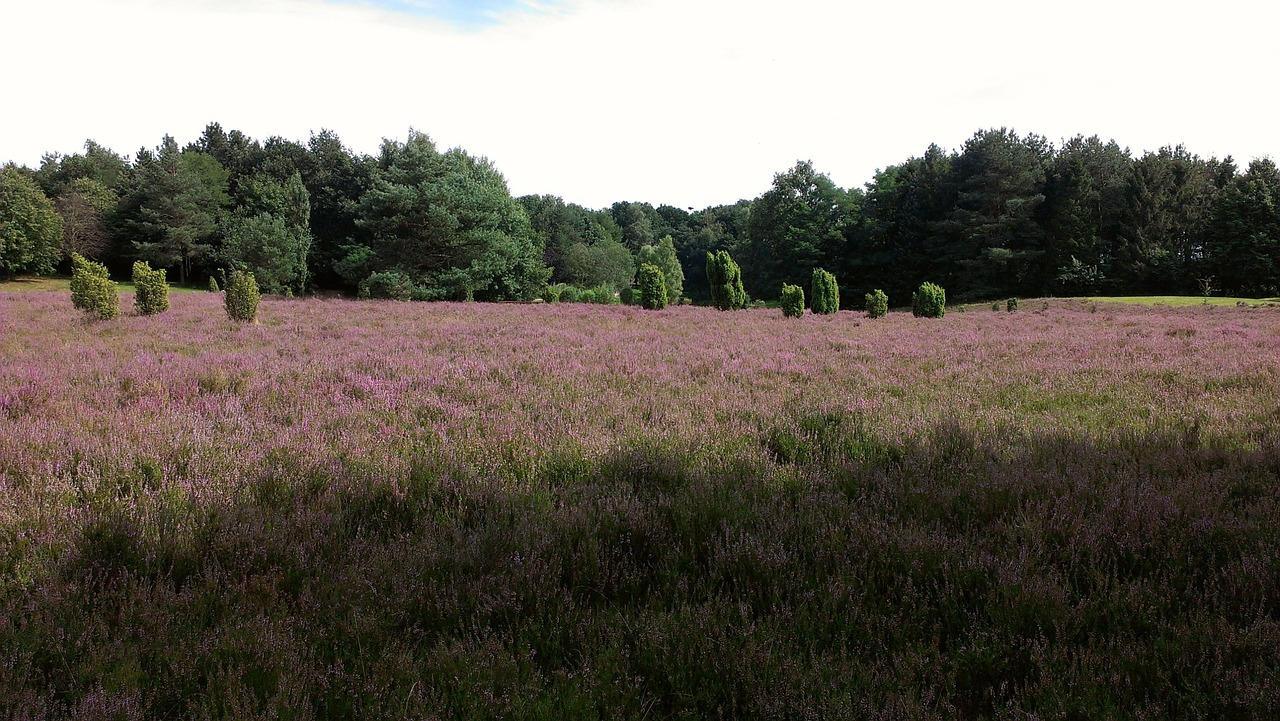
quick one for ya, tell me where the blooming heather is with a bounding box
[1,291,1279,717]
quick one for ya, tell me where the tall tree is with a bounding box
[1114,146,1227,293]
[1040,136,1131,294]
[1204,158,1280,296]
[610,201,657,252]
[121,137,229,284]
[934,128,1050,300]
[353,131,545,300]
[636,235,684,302]
[303,129,371,290]
[563,238,635,290]
[743,160,854,299]
[0,165,64,278]
[56,177,116,261]
[518,194,597,283]
[221,172,313,293]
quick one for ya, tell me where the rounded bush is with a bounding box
[132,261,169,316]
[70,253,119,320]
[638,263,668,310]
[1007,297,1019,312]
[865,289,888,319]
[225,269,261,322]
[912,282,946,318]
[780,283,805,318]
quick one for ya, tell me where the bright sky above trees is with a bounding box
[2,0,1276,210]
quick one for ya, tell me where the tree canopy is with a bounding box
[7,123,1278,304]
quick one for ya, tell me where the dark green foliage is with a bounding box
[120,136,228,285]
[543,284,563,303]
[559,285,581,303]
[563,237,634,291]
[638,263,667,310]
[0,166,63,277]
[224,269,260,322]
[588,285,619,304]
[865,289,888,318]
[69,252,118,319]
[208,276,220,293]
[355,131,545,301]
[131,261,169,315]
[780,283,804,317]
[912,282,946,318]
[810,267,839,314]
[706,250,746,310]
[742,160,856,299]
[618,286,638,305]
[1204,158,1280,296]
[358,270,416,301]
[220,172,313,295]
[1007,297,1019,312]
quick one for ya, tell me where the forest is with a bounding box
[3,123,1278,305]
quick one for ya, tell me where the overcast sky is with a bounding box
[2,0,1276,209]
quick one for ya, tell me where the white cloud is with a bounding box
[2,0,1276,209]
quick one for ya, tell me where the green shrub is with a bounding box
[619,286,638,305]
[131,261,169,316]
[706,250,746,310]
[359,270,416,301]
[810,268,839,315]
[992,302,1001,311]
[1007,297,1019,312]
[69,253,119,320]
[865,289,888,319]
[595,285,621,305]
[638,263,668,310]
[780,283,805,318]
[560,286,582,303]
[208,276,220,293]
[224,269,261,322]
[912,282,946,318]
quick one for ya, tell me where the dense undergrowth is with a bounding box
[1,293,1278,719]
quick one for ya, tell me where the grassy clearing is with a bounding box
[1086,295,1280,307]
[1,294,1278,718]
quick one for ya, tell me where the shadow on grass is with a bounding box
[3,423,1279,719]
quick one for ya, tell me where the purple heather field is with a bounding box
[1,291,1278,719]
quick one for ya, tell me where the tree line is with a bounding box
[3,124,1277,304]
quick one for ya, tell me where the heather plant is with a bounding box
[912,281,945,318]
[3,294,1280,718]
[865,289,888,318]
[131,260,169,315]
[810,268,839,314]
[780,283,804,317]
[638,262,667,310]
[706,250,746,310]
[223,268,260,321]
[1007,297,1019,312]
[69,252,118,319]
[208,275,220,292]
